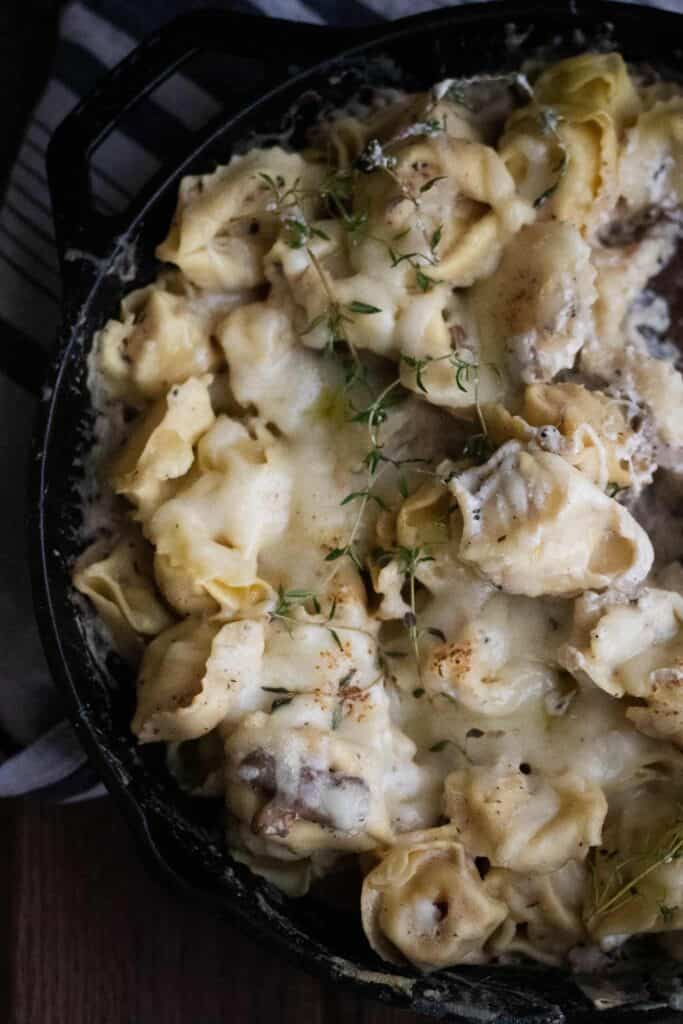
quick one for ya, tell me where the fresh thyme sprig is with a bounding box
[400,546,432,671]
[400,351,480,395]
[326,352,450,576]
[352,378,405,446]
[260,126,495,590]
[323,148,445,292]
[354,133,443,282]
[301,247,384,393]
[587,819,683,929]
[327,338,491,574]
[400,349,493,436]
[269,586,320,635]
[323,374,413,571]
[257,171,326,246]
[386,245,442,293]
[256,173,370,374]
[261,668,383,726]
[301,296,381,353]
[319,170,371,246]
[374,546,445,679]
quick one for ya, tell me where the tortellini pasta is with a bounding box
[217,301,325,434]
[148,416,291,617]
[532,53,641,128]
[486,382,652,491]
[471,221,596,386]
[501,53,640,234]
[586,230,678,367]
[351,132,533,289]
[449,441,653,597]
[619,97,683,212]
[422,591,569,715]
[225,701,394,856]
[79,52,683,973]
[396,286,504,414]
[73,528,174,662]
[157,147,325,290]
[443,763,607,874]
[560,588,683,747]
[361,827,507,969]
[110,374,215,522]
[133,617,260,742]
[96,274,228,401]
[486,861,587,965]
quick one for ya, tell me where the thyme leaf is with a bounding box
[430,224,443,253]
[331,701,344,730]
[339,669,357,689]
[415,268,440,292]
[269,586,319,634]
[328,628,343,651]
[392,546,437,680]
[324,547,346,562]
[271,697,293,711]
[347,300,382,314]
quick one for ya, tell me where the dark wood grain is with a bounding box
[1,796,426,1024]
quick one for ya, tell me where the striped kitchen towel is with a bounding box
[0,0,677,801]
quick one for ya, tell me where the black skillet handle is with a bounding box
[46,10,366,290]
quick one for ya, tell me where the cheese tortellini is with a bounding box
[133,617,261,742]
[487,860,587,965]
[486,382,653,491]
[157,148,325,290]
[443,763,607,874]
[110,374,215,522]
[225,697,395,856]
[500,53,640,234]
[449,441,653,597]
[561,588,683,747]
[361,827,507,968]
[422,590,570,715]
[472,221,596,386]
[148,416,291,617]
[73,527,174,662]
[79,51,683,974]
[96,274,228,401]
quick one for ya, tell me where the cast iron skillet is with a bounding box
[16,2,683,1020]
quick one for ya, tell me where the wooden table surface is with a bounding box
[1,795,427,1024]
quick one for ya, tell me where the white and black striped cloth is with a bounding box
[0,0,677,801]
